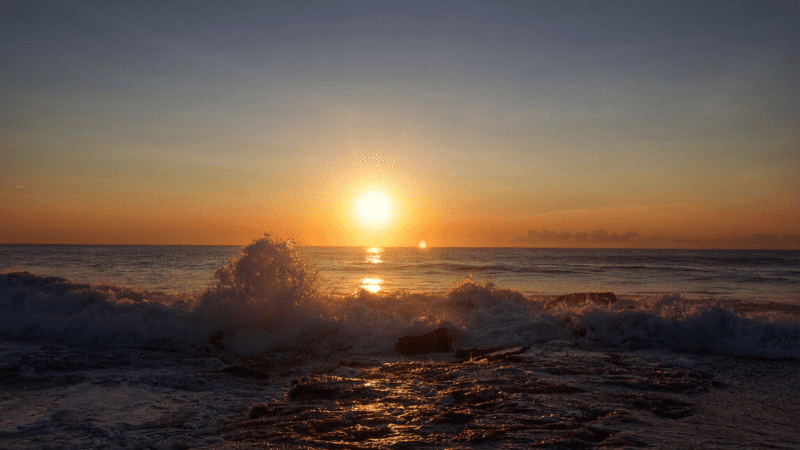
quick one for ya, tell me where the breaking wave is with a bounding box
[1,235,799,360]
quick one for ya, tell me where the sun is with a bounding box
[356,191,393,228]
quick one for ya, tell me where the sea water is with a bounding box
[1,242,799,449]
[3,245,798,301]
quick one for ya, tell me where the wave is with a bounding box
[2,236,799,360]
[419,262,578,275]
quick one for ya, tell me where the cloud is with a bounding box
[510,229,581,244]
[667,234,800,249]
[591,229,639,243]
[512,228,639,245]
[511,229,800,249]
[708,234,800,249]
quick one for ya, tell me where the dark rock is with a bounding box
[454,346,506,361]
[287,382,336,401]
[248,404,271,419]
[482,345,531,361]
[455,345,530,362]
[552,292,617,306]
[431,411,473,425]
[394,327,453,356]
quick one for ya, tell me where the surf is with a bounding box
[1,236,798,360]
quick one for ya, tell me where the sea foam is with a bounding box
[1,236,799,360]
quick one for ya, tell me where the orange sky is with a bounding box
[1,1,798,249]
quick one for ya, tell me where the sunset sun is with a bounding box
[2,3,798,448]
[356,191,393,228]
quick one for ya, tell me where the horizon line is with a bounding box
[1,243,798,251]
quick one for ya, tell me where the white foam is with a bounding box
[2,239,799,361]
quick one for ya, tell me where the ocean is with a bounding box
[1,240,799,449]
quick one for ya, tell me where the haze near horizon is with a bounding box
[1,0,798,249]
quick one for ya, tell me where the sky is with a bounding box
[1,0,798,248]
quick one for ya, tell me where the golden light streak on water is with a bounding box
[361,277,382,293]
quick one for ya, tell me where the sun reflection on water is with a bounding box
[361,278,382,293]
[365,247,383,264]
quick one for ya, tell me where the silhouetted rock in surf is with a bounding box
[454,345,531,362]
[288,380,337,401]
[454,346,505,361]
[248,404,271,419]
[395,328,453,356]
[431,411,473,425]
[551,292,617,307]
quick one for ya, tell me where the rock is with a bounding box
[248,404,270,419]
[431,411,473,425]
[395,328,453,356]
[551,292,616,307]
[287,382,336,401]
[454,345,530,362]
[454,346,505,361]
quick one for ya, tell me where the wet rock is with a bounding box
[288,381,337,401]
[431,411,473,425]
[551,292,617,307]
[395,328,453,356]
[455,346,505,361]
[455,345,530,362]
[248,404,271,419]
